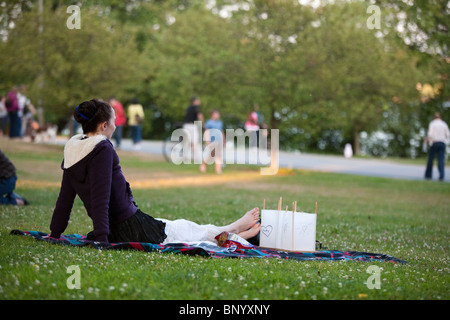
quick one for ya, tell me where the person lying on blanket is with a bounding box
[49,99,261,244]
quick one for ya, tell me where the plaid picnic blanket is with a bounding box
[10,230,406,264]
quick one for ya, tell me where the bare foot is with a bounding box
[238,223,261,240]
[235,207,259,233]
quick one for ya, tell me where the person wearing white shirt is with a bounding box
[424,112,449,181]
[17,85,32,138]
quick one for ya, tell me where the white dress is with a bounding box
[156,218,222,244]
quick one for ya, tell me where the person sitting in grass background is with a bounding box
[0,149,29,206]
[49,99,261,244]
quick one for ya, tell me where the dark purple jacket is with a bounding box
[50,136,137,242]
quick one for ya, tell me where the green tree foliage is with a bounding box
[302,2,418,154]
[372,0,449,157]
[0,1,148,122]
[218,1,418,154]
[1,0,445,157]
[148,6,244,121]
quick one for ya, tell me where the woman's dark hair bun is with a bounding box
[73,99,113,134]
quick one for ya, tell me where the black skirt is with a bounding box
[87,209,167,244]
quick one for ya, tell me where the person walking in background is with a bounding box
[0,150,29,206]
[424,112,449,181]
[244,111,260,149]
[127,97,145,150]
[183,96,204,166]
[18,85,33,138]
[109,97,127,149]
[253,104,267,147]
[6,86,21,138]
[201,109,224,174]
[18,85,38,140]
[253,104,266,130]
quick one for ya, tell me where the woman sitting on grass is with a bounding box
[49,99,261,244]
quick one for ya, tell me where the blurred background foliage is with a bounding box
[0,0,448,157]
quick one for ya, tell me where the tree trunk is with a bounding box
[354,127,361,156]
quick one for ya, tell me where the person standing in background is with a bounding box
[18,85,38,140]
[127,97,145,150]
[183,96,204,166]
[109,97,127,149]
[201,109,224,174]
[18,85,34,138]
[424,112,449,181]
[253,104,266,129]
[244,111,260,149]
[6,86,20,138]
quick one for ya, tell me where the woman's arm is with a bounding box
[49,171,76,238]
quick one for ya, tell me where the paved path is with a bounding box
[113,139,449,182]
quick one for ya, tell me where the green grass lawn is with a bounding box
[0,138,449,300]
